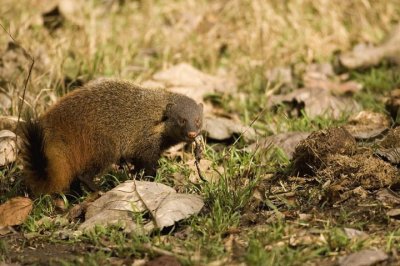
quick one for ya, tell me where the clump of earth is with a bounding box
[292,127,357,175]
[290,127,400,204]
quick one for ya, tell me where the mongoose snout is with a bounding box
[187,131,198,139]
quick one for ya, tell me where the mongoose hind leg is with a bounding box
[73,138,119,193]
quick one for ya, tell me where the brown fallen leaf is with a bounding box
[289,231,325,247]
[0,93,11,112]
[344,111,390,140]
[304,63,362,95]
[79,180,203,232]
[41,0,84,30]
[0,197,33,227]
[343,228,368,240]
[0,116,22,132]
[375,127,400,164]
[338,249,388,266]
[0,226,12,236]
[0,130,17,167]
[375,148,400,165]
[298,213,312,222]
[376,188,400,207]
[246,131,310,159]
[339,24,400,69]
[135,181,204,229]
[268,87,361,119]
[386,208,400,218]
[265,66,295,91]
[186,159,223,183]
[142,63,236,106]
[67,192,101,220]
[203,115,257,142]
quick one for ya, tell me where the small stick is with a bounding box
[193,135,207,182]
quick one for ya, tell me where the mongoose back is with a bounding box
[21,79,203,195]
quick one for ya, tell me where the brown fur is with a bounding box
[21,79,203,195]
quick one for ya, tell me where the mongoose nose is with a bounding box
[187,131,197,139]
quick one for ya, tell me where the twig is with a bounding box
[231,105,268,147]
[141,243,178,257]
[90,242,182,259]
[193,135,207,182]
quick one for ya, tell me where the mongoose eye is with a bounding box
[179,118,186,126]
[195,118,201,127]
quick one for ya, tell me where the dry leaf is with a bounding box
[386,208,400,218]
[298,213,312,221]
[80,181,152,233]
[0,197,33,227]
[289,231,325,247]
[79,181,203,232]
[0,226,12,236]
[67,192,101,220]
[186,159,223,183]
[344,111,390,140]
[343,228,368,240]
[339,24,400,69]
[142,63,236,105]
[305,63,335,79]
[41,0,84,30]
[376,188,400,207]
[0,130,17,166]
[246,132,310,159]
[375,127,400,164]
[268,87,361,119]
[265,66,294,91]
[0,94,11,112]
[0,116,20,132]
[203,115,256,141]
[375,148,400,164]
[338,249,388,266]
[135,181,204,229]
[304,63,362,95]
[0,42,32,85]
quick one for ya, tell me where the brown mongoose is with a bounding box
[20,79,203,195]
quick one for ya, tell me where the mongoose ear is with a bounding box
[163,103,175,121]
[166,103,175,113]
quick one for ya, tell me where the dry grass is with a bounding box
[1,0,400,115]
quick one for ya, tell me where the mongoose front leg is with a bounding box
[132,156,158,177]
[132,139,162,178]
[76,174,100,191]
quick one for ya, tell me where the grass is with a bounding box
[353,65,400,112]
[1,0,400,265]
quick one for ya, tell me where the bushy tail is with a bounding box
[20,118,48,192]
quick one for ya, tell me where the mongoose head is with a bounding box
[164,96,203,142]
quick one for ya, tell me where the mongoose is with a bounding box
[20,79,203,195]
